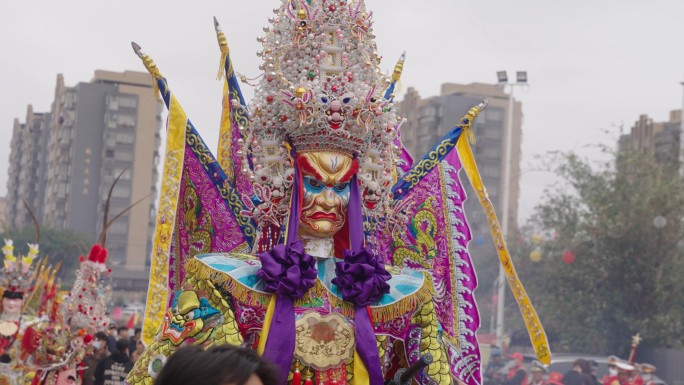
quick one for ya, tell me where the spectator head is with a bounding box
[573,359,590,374]
[615,362,634,384]
[490,346,502,361]
[547,372,564,385]
[134,328,142,340]
[154,345,277,385]
[607,356,619,368]
[579,359,591,374]
[509,352,524,365]
[607,355,619,375]
[117,326,129,339]
[640,364,656,381]
[590,360,598,376]
[93,331,108,353]
[116,339,130,356]
[108,323,117,335]
[531,361,547,382]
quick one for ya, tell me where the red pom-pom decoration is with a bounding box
[562,250,576,265]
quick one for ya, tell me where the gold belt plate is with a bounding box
[294,312,355,370]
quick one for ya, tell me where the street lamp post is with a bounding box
[494,70,527,348]
[680,81,684,176]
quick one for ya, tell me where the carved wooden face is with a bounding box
[1,296,23,317]
[54,368,79,385]
[298,152,355,238]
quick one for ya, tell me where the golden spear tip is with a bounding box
[131,42,144,58]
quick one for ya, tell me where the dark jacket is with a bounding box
[94,352,133,385]
[106,335,117,353]
[128,337,136,358]
[504,369,528,385]
[563,371,584,385]
[82,351,108,385]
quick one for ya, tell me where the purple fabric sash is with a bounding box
[258,157,316,385]
[345,175,387,385]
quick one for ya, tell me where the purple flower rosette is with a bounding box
[332,247,391,306]
[257,239,317,299]
[257,239,317,385]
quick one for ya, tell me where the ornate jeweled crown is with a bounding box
[62,244,112,332]
[1,239,38,294]
[236,0,405,226]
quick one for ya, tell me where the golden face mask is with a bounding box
[297,152,356,238]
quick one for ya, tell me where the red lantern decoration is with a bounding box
[562,250,575,264]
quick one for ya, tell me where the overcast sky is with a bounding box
[2,0,683,224]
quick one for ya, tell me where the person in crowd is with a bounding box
[106,324,118,353]
[493,370,506,385]
[629,365,644,385]
[95,339,133,385]
[503,352,527,385]
[578,359,596,385]
[117,327,129,342]
[603,356,621,385]
[639,364,656,385]
[505,352,528,385]
[529,361,547,385]
[588,360,601,385]
[154,345,278,385]
[131,340,145,363]
[547,372,564,385]
[129,328,141,358]
[484,346,506,385]
[82,332,109,385]
[562,359,587,385]
[613,362,635,385]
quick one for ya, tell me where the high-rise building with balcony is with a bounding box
[619,110,682,168]
[5,70,162,272]
[0,196,7,232]
[5,105,50,230]
[397,82,523,237]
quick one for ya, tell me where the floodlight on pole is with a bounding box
[680,81,684,177]
[497,71,508,84]
[516,71,528,84]
[494,70,528,349]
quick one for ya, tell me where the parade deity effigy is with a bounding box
[21,244,112,385]
[129,1,551,384]
[0,240,44,385]
[0,214,115,385]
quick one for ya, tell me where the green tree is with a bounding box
[0,227,91,285]
[512,149,684,355]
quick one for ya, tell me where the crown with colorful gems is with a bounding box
[237,0,404,225]
[62,244,112,332]
[22,323,93,383]
[1,239,39,294]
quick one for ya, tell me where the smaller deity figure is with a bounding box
[0,240,42,385]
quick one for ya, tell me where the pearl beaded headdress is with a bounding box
[0,239,38,294]
[237,0,404,228]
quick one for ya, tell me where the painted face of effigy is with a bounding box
[298,151,355,238]
[1,297,22,318]
[53,368,79,385]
